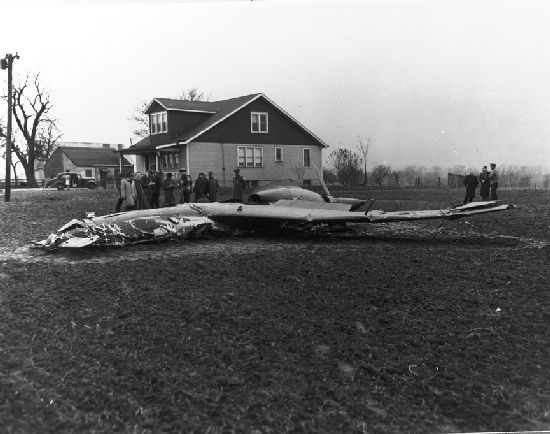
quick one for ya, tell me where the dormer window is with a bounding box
[251,112,268,133]
[150,112,167,134]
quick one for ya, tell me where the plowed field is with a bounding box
[1,188,549,433]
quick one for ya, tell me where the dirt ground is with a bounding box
[1,187,549,433]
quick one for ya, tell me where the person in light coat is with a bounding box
[120,172,136,211]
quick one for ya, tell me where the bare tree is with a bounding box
[400,165,421,187]
[329,148,362,188]
[130,99,150,138]
[391,169,401,186]
[0,74,60,187]
[371,164,392,187]
[358,136,371,186]
[178,87,209,102]
[36,119,62,159]
[130,88,210,138]
[0,147,21,183]
[322,167,338,184]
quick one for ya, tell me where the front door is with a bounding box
[99,170,108,188]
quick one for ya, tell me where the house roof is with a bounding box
[60,146,132,167]
[146,98,218,114]
[127,93,328,152]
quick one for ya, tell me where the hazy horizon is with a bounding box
[1,0,549,177]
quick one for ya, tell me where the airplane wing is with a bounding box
[366,201,514,223]
[32,201,514,251]
[202,200,513,228]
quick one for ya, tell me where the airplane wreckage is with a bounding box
[33,178,514,252]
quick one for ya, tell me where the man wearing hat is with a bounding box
[161,172,177,206]
[207,171,219,202]
[462,171,478,204]
[178,169,193,204]
[478,166,490,201]
[193,172,209,202]
[147,169,161,208]
[232,168,246,201]
[489,163,499,200]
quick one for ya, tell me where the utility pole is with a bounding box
[1,52,19,202]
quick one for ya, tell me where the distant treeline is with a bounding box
[323,163,550,189]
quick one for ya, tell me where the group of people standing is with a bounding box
[463,163,499,204]
[118,169,161,212]
[117,167,247,212]
[176,170,220,204]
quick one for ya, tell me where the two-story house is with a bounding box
[121,93,327,187]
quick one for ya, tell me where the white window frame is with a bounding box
[150,111,168,135]
[237,146,263,168]
[251,112,268,134]
[274,146,283,162]
[161,151,179,170]
[303,148,312,168]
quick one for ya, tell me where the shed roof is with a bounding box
[60,146,132,167]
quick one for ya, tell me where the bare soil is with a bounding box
[1,188,549,433]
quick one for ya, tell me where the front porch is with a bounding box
[123,145,187,175]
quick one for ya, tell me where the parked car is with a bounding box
[49,172,97,190]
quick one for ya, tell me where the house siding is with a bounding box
[197,97,322,148]
[188,142,224,182]
[189,142,322,186]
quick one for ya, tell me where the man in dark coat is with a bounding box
[135,172,150,210]
[178,170,193,204]
[148,170,161,208]
[463,172,479,204]
[207,171,219,202]
[161,172,177,206]
[232,168,246,201]
[489,163,499,200]
[478,166,490,201]
[193,172,210,202]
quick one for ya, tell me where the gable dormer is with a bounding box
[145,98,215,145]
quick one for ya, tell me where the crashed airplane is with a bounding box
[33,180,514,251]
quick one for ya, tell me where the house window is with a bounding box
[251,112,268,133]
[237,146,263,168]
[85,169,93,177]
[161,152,179,169]
[275,146,283,162]
[150,112,167,135]
[303,148,312,168]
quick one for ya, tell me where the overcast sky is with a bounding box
[1,0,549,175]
